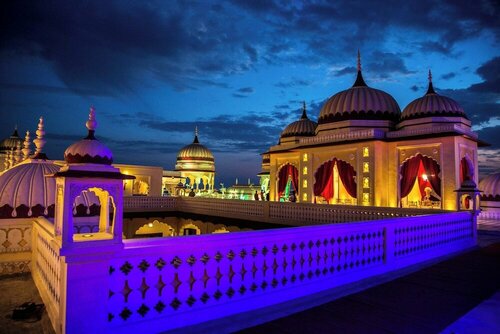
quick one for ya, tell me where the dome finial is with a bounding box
[353,50,367,87]
[357,49,361,72]
[426,69,436,95]
[12,125,19,138]
[22,131,31,160]
[32,117,48,159]
[301,101,308,119]
[193,126,199,144]
[14,141,22,165]
[85,105,97,139]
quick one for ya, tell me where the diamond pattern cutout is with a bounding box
[137,304,149,317]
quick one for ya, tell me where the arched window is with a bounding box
[400,154,441,208]
[313,158,357,204]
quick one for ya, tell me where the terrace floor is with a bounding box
[0,219,499,334]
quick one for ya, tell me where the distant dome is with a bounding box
[0,128,22,151]
[0,160,60,217]
[401,71,467,121]
[281,103,317,138]
[175,129,215,173]
[64,106,113,165]
[318,70,400,124]
[176,134,214,162]
[479,172,500,201]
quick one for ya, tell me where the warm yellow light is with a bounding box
[83,234,93,238]
[363,162,369,173]
[303,193,307,201]
[303,166,308,175]
[363,177,369,188]
[303,179,307,188]
[422,174,428,181]
[362,147,369,157]
[148,222,154,228]
[303,153,308,162]
[363,193,369,203]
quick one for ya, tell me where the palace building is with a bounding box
[263,55,482,210]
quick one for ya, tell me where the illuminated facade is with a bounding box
[265,58,480,210]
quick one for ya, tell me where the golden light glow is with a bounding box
[363,162,369,173]
[363,177,369,188]
[303,179,308,188]
[421,174,428,181]
[148,222,154,228]
[363,193,369,203]
[303,153,308,162]
[362,147,369,157]
[303,193,307,201]
[303,166,308,175]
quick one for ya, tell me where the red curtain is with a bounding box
[421,155,441,197]
[400,155,422,198]
[314,160,335,201]
[337,159,357,198]
[277,164,299,198]
[460,157,471,183]
[417,162,431,198]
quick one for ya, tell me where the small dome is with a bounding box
[176,132,214,162]
[281,103,317,138]
[0,128,22,151]
[0,160,60,217]
[401,71,467,121]
[64,106,113,165]
[318,70,400,124]
[479,172,500,200]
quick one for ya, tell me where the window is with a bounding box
[363,193,369,203]
[363,162,369,173]
[303,166,308,175]
[303,193,308,201]
[303,179,308,188]
[363,147,369,157]
[303,153,308,162]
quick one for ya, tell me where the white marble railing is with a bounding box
[31,218,62,330]
[0,218,32,275]
[100,211,475,333]
[124,196,446,226]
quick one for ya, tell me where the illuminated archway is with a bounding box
[460,156,474,184]
[277,163,298,201]
[400,154,441,208]
[313,158,357,204]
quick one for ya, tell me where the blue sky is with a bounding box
[1,0,499,185]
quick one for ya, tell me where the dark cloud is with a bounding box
[275,78,310,88]
[410,85,419,92]
[237,87,254,93]
[367,51,415,77]
[243,44,258,63]
[330,66,356,77]
[439,56,500,125]
[441,72,456,80]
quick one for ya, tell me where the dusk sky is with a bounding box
[1,0,499,185]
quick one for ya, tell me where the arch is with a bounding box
[313,158,357,203]
[277,163,299,199]
[212,227,229,234]
[135,220,174,237]
[180,223,201,236]
[400,154,441,208]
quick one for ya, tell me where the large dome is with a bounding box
[177,134,214,162]
[64,106,113,165]
[281,103,317,138]
[0,160,60,217]
[318,70,400,124]
[479,172,500,200]
[401,72,466,121]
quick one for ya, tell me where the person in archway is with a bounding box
[254,191,259,201]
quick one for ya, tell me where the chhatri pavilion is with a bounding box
[263,54,482,210]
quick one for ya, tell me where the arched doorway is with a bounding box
[313,158,357,204]
[400,154,441,208]
[277,164,298,201]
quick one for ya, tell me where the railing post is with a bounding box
[384,223,395,264]
[263,201,270,222]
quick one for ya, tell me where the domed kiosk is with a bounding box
[175,128,215,194]
[50,106,134,247]
[0,127,23,172]
[263,52,483,210]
